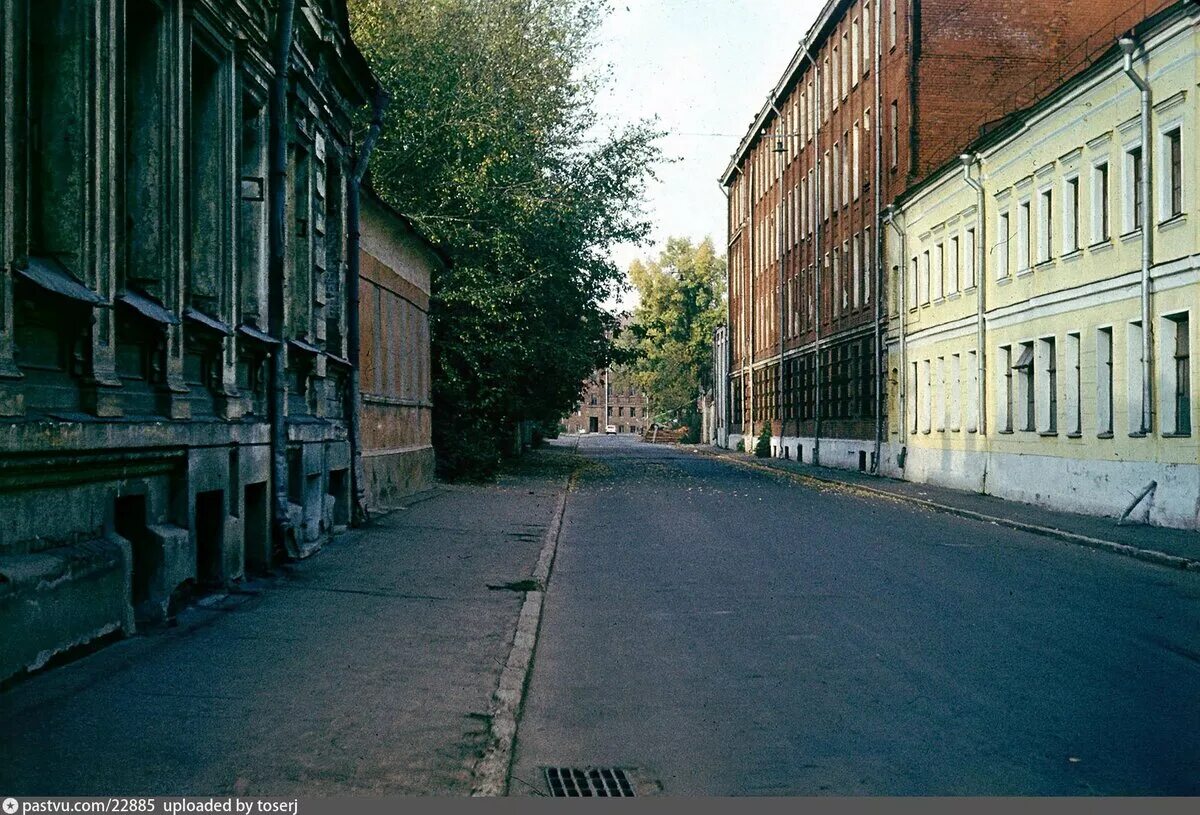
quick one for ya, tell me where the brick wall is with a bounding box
[915,0,1175,177]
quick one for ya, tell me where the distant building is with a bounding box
[885,0,1199,528]
[720,0,1175,471]
[564,368,649,435]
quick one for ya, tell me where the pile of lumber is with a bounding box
[642,426,688,444]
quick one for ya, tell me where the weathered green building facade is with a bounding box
[0,0,380,682]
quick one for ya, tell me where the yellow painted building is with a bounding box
[883,0,1199,528]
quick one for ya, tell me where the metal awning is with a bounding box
[237,323,277,345]
[16,257,107,306]
[287,338,320,355]
[1012,345,1034,370]
[116,290,179,325]
[183,307,232,336]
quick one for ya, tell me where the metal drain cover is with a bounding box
[544,766,635,797]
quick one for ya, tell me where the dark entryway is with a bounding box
[194,489,224,585]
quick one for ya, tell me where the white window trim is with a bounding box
[1157,118,1185,223]
[1090,158,1110,244]
[1062,173,1079,255]
[1036,186,1053,265]
[996,210,1010,279]
[1016,198,1031,273]
[1123,140,1143,235]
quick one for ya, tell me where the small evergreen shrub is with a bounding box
[754,424,772,458]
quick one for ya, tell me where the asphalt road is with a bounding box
[511,434,1200,796]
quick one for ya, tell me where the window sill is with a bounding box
[1088,239,1113,252]
[1038,430,1059,437]
[1066,432,1083,439]
[1016,268,1034,279]
[1158,213,1187,232]
[998,429,1014,435]
[1061,248,1083,261]
[996,276,1013,287]
[1097,431,1114,439]
[947,292,962,301]
[962,286,978,294]
[1161,431,1192,438]
[1128,431,1148,439]
[1119,228,1143,242]
[1034,259,1055,270]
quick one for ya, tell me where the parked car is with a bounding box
[605,424,617,434]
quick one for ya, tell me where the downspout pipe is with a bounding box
[346,85,388,526]
[268,0,296,557]
[812,59,823,466]
[961,153,987,438]
[871,0,883,473]
[769,102,786,456]
[1120,36,1153,435]
[883,206,906,451]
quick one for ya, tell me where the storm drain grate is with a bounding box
[544,767,635,797]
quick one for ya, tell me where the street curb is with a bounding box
[703,449,1200,574]
[470,468,574,796]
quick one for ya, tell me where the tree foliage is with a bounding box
[626,237,727,433]
[349,0,662,479]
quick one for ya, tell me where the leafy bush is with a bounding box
[754,424,772,458]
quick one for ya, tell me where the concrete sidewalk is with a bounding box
[0,446,578,796]
[700,446,1200,571]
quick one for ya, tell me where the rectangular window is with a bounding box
[890,0,898,48]
[832,144,841,211]
[1127,320,1145,434]
[966,349,979,433]
[921,359,932,433]
[832,47,840,107]
[999,345,1014,433]
[996,211,1010,278]
[1066,332,1081,435]
[950,354,961,431]
[908,257,918,311]
[189,43,226,317]
[909,361,919,434]
[863,5,871,70]
[1014,342,1034,431]
[864,226,872,303]
[1128,145,1144,231]
[920,250,930,305]
[852,19,861,85]
[1017,200,1031,271]
[935,357,946,432]
[1038,336,1057,434]
[852,123,861,199]
[842,132,851,206]
[889,101,899,168]
[1097,327,1113,436]
[1037,189,1052,264]
[1093,162,1110,242]
[932,243,943,301]
[1064,176,1079,254]
[852,233,862,307]
[841,33,849,98]
[947,236,959,296]
[1166,128,1183,219]
[964,228,976,289]
[1162,313,1191,435]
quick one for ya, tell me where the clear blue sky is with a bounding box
[589,0,825,307]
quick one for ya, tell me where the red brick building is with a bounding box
[721,0,1171,468]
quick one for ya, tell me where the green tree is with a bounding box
[627,237,727,437]
[349,0,662,479]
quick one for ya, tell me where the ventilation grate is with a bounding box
[544,766,635,797]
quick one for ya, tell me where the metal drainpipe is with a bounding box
[769,103,785,456]
[961,154,987,438]
[268,0,296,557]
[1120,36,1154,435]
[883,207,906,449]
[345,86,388,526]
[812,57,823,466]
[871,0,883,473]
